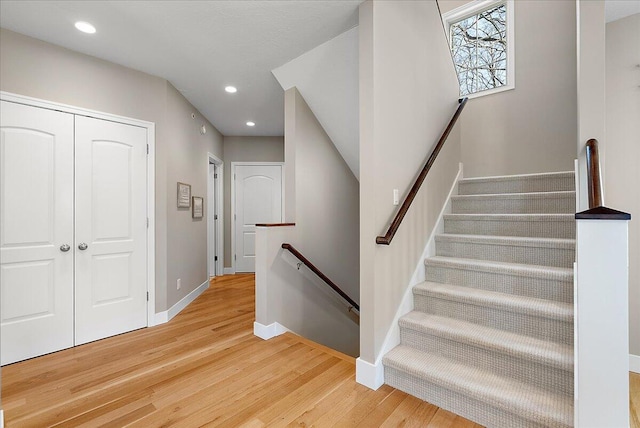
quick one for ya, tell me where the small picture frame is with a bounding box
[192,196,203,219]
[177,182,191,208]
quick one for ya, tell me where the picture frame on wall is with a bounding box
[192,196,203,218]
[177,182,191,208]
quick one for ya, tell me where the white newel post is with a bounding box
[575,215,630,427]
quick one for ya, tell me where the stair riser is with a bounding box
[385,366,571,428]
[459,176,575,195]
[435,241,575,268]
[400,327,573,395]
[452,196,575,214]
[425,264,573,303]
[413,295,573,344]
[444,218,575,239]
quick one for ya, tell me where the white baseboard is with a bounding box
[0,409,4,428]
[253,321,288,340]
[223,267,235,275]
[356,357,384,390]
[631,354,640,374]
[153,280,209,326]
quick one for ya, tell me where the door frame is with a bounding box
[230,162,285,273]
[207,153,224,278]
[0,91,157,328]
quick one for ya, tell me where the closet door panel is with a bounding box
[75,116,147,345]
[0,101,74,365]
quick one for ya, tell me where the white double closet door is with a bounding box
[0,101,148,365]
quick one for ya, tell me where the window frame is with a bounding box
[443,0,515,99]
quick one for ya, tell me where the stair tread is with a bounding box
[445,213,574,221]
[413,281,573,321]
[399,311,573,371]
[459,171,575,184]
[425,256,573,280]
[383,345,573,427]
[435,233,575,249]
[452,190,576,200]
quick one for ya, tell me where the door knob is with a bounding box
[60,244,71,252]
[78,243,88,251]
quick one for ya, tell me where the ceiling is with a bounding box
[605,0,640,23]
[0,0,363,136]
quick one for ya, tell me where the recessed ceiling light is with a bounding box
[75,21,96,34]
[246,121,255,127]
[225,86,237,93]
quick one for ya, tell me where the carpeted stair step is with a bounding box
[398,311,573,395]
[451,191,576,214]
[444,213,575,239]
[413,281,573,344]
[383,345,573,428]
[425,256,573,303]
[435,234,575,268]
[458,171,575,196]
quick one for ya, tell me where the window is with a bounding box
[443,0,515,98]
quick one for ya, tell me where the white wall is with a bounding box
[605,13,640,360]
[358,0,461,365]
[272,27,359,179]
[0,28,223,312]
[438,0,577,178]
[222,136,284,268]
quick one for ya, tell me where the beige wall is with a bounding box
[0,28,223,312]
[438,0,577,177]
[255,226,359,356]
[165,84,223,307]
[605,13,640,357]
[254,87,359,355]
[222,136,284,268]
[359,0,461,363]
[286,88,360,300]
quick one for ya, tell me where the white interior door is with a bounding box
[0,101,74,365]
[234,164,282,273]
[74,116,147,345]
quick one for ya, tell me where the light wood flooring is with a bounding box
[2,274,638,427]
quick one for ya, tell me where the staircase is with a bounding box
[383,171,576,428]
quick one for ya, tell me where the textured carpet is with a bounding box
[383,171,575,427]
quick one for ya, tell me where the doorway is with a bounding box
[231,162,284,273]
[207,153,224,278]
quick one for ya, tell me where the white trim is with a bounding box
[168,280,209,320]
[207,153,224,278]
[253,321,289,340]
[356,357,385,390]
[154,280,209,325]
[0,409,4,428]
[631,354,640,374]
[223,267,236,275]
[230,162,285,273]
[358,163,463,390]
[0,91,157,329]
[442,0,515,99]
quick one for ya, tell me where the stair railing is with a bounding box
[576,138,630,220]
[376,97,468,245]
[281,243,359,313]
[585,138,603,209]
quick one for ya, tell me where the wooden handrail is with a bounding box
[585,139,602,209]
[281,243,359,311]
[575,138,630,220]
[376,97,468,245]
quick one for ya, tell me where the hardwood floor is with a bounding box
[1,274,480,427]
[1,274,638,427]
